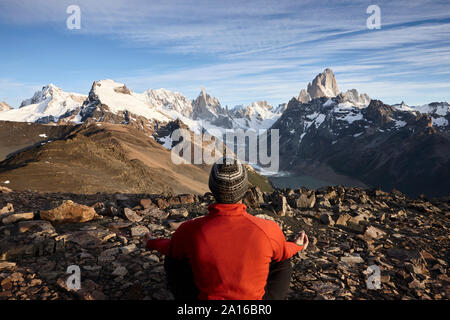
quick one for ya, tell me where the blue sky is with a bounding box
[0,0,449,108]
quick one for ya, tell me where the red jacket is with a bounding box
[146,203,304,300]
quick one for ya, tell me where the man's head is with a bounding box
[208,157,248,204]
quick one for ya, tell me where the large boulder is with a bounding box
[272,193,289,216]
[292,191,316,209]
[243,188,260,208]
[40,200,96,223]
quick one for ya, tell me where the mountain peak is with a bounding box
[297,68,370,107]
[19,83,64,108]
[192,88,223,121]
[307,68,339,99]
[0,101,12,112]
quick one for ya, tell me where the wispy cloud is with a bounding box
[0,0,449,106]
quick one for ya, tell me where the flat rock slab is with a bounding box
[2,212,34,225]
[124,208,143,222]
[63,229,116,249]
[340,254,364,264]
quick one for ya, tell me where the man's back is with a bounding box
[168,203,302,300]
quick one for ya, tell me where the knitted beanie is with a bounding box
[208,157,249,204]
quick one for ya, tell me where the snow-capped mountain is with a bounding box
[393,101,449,130]
[231,101,283,131]
[298,68,371,108]
[0,69,448,147]
[298,68,339,103]
[0,84,86,123]
[142,88,193,118]
[0,69,448,196]
[0,101,12,112]
[192,87,223,121]
[75,79,173,126]
[269,94,449,197]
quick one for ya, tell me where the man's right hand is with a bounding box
[294,231,309,250]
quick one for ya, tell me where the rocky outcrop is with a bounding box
[298,89,312,103]
[191,87,223,121]
[306,68,339,99]
[0,187,448,300]
[337,89,371,107]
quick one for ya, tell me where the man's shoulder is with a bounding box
[244,213,282,235]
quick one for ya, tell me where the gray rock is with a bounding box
[294,191,316,209]
[340,254,364,264]
[130,226,149,237]
[273,193,289,216]
[112,266,128,277]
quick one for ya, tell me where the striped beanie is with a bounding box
[209,157,249,204]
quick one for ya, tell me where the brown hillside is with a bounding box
[0,123,211,194]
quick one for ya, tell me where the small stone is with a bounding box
[143,208,169,220]
[340,254,364,264]
[131,225,149,237]
[0,186,13,193]
[120,244,137,254]
[0,203,14,216]
[140,199,154,210]
[169,208,189,218]
[2,212,34,224]
[346,220,365,233]
[319,213,335,226]
[29,279,42,286]
[0,261,16,269]
[336,214,351,226]
[364,226,386,239]
[178,194,196,204]
[17,221,55,237]
[112,266,128,277]
[124,208,143,222]
[255,214,275,221]
[154,198,169,209]
[169,221,183,231]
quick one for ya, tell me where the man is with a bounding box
[143,157,308,300]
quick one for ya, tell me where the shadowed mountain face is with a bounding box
[0,123,212,194]
[0,121,273,194]
[0,121,75,161]
[269,98,450,197]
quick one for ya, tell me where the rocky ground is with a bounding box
[0,185,448,300]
